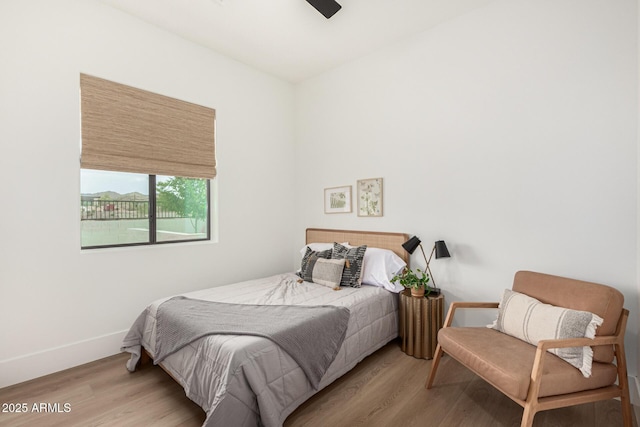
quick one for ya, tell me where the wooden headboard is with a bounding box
[306,228,410,264]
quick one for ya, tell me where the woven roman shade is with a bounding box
[80,74,216,179]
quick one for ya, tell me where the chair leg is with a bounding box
[425,344,444,389]
[520,403,536,427]
[620,395,633,427]
[611,337,633,427]
[616,355,633,426]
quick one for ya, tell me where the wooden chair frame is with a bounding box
[426,302,633,427]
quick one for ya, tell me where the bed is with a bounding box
[122,228,409,427]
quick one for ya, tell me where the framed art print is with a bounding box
[357,178,383,217]
[324,185,352,214]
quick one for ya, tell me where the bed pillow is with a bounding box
[361,247,406,292]
[301,256,346,290]
[299,242,348,258]
[332,243,367,288]
[489,289,603,377]
[298,247,332,279]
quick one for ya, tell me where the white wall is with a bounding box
[296,0,639,377]
[0,0,296,387]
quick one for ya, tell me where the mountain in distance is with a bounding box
[81,191,149,201]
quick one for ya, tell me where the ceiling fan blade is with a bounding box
[306,0,341,19]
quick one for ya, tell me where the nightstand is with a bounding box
[398,289,444,359]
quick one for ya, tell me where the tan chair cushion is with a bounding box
[512,271,624,363]
[438,327,618,401]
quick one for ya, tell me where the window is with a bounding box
[80,74,215,249]
[156,175,209,243]
[81,170,209,248]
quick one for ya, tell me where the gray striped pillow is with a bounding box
[489,289,603,377]
[302,256,346,290]
[298,247,332,279]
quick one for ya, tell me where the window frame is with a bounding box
[81,173,211,250]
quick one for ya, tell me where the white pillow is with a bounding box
[299,242,349,258]
[360,247,406,293]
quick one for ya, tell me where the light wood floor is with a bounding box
[0,340,632,427]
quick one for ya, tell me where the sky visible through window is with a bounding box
[80,169,172,195]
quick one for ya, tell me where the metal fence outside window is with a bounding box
[80,199,182,220]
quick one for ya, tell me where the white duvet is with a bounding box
[124,272,399,427]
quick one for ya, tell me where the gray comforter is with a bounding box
[121,273,399,427]
[140,296,350,389]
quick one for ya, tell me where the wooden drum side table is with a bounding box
[398,289,444,359]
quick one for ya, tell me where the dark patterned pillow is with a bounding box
[332,243,367,288]
[298,247,332,279]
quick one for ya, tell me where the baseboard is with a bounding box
[0,330,128,389]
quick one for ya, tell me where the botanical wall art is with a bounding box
[357,178,383,217]
[324,185,352,214]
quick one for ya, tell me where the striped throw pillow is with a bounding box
[298,247,332,279]
[489,289,603,377]
[302,256,346,290]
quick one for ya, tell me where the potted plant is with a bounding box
[391,268,438,298]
